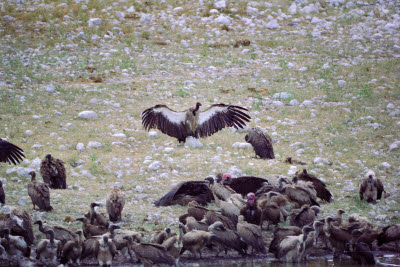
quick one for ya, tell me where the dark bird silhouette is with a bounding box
[141,102,251,142]
[208,221,247,256]
[179,224,220,259]
[245,127,275,159]
[151,228,173,244]
[94,235,117,267]
[295,169,332,202]
[0,139,24,165]
[35,229,61,263]
[377,224,400,248]
[0,181,4,205]
[240,193,261,225]
[0,228,30,259]
[325,216,352,254]
[276,226,314,263]
[289,205,320,228]
[76,217,108,239]
[40,154,67,189]
[346,230,375,265]
[237,215,266,254]
[186,217,209,232]
[218,173,270,197]
[34,220,76,247]
[359,170,384,203]
[85,202,109,228]
[154,181,213,207]
[60,230,83,265]
[205,210,235,231]
[106,188,125,222]
[27,171,53,211]
[269,226,302,255]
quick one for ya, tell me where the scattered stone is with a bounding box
[289,99,300,106]
[46,84,55,93]
[314,157,332,165]
[149,161,162,171]
[164,147,175,154]
[232,142,251,149]
[387,103,395,109]
[184,137,203,148]
[148,131,158,138]
[379,162,391,169]
[266,19,279,29]
[135,186,144,193]
[301,100,313,107]
[273,92,292,100]
[338,80,346,86]
[25,130,33,136]
[227,166,245,177]
[78,111,98,120]
[76,143,85,151]
[87,141,102,149]
[214,0,226,9]
[113,182,123,189]
[215,14,231,25]
[140,14,151,24]
[17,197,26,206]
[388,141,400,152]
[288,3,297,14]
[88,18,102,27]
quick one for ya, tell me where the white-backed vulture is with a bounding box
[240,192,261,225]
[36,229,61,263]
[76,217,108,239]
[154,181,213,207]
[124,235,176,265]
[0,139,24,165]
[295,169,332,202]
[205,176,235,203]
[359,170,384,203]
[141,102,251,142]
[40,154,66,189]
[258,201,282,230]
[94,235,117,267]
[377,224,400,248]
[269,226,302,256]
[208,221,247,256]
[218,173,270,197]
[0,228,30,259]
[0,181,4,205]
[34,220,76,247]
[0,208,34,246]
[27,171,53,211]
[289,205,320,228]
[237,215,266,254]
[245,127,275,159]
[276,226,314,263]
[179,224,220,259]
[106,188,125,222]
[60,230,83,265]
[111,227,143,257]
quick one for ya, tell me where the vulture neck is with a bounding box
[192,103,201,115]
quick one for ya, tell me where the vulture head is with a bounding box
[325,216,335,225]
[292,176,299,184]
[246,193,256,205]
[220,173,232,184]
[76,217,87,223]
[29,171,36,181]
[75,230,83,237]
[102,235,109,245]
[45,154,52,160]
[278,178,290,188]
[365,170,376,183]
[337,209,345,216]
[0,228,10,238]
[311,206,321,216]
[302,226,314,240]
[165,228,171,234]
[204,177,215,186]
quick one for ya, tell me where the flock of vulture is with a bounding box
[0,102,398,266]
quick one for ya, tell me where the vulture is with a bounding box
[106,188,125,222]
[35,229,61,263]
[34,220,76,247]
[269,226,302,255]
[240,192,262,225]
[124,235,176,265]
[295,169,332,202]
[186,201,209,221]
[205,176,235,202]
[40,154,67,189]
[0,139,25,165]
[218,173,270,197]
[377,224,400,248]
[208,221,247,256]
[259,201,283,230]
[154,181,213,207]
[204,210,235,230]
[179,224,219,258]
[245,127,275,159]
[347,230,375,265]
[161,235,181,259]
[276,226,315,263]
[27,171,53,211]
[289,205,320,228]
[109,227,143,257]
[85,202,109,228]
[0,207,34,246]
[185,217,209,232]
[0,228,30,259]
[332,209,346,227]
[94,235,117,267]
[76,217,108,239]
[325,217,352,254]
[237,215,266,254]
[282,178,319,208]
[359,170,384,203]
[60,230,83,265]
[0,181,4,205]
[151,228,173,244]
[141,102,251,142]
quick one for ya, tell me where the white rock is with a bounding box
[232,142,251,149]
[149,161,162,171]
[78,110,98,120]
[296,149,305,154]
[115,11,125,19]
[173,7,183,13]
[289,99,300,106]
[6,167,35,178]
[301,100,313,107]
[87,141,102,149]
[59,145,67,151]
[311,17,321,24]
[3,15,15,21]
[343,181,356,191]
[76,143,85,151]
[247,6,259,17]
[135,185,144,193]
[388,141,400,152]
[163,147,175,154]
[126,6,135,13]
[273,92,292,100]
[313,157,332,165]
[287,166,298,176]
[209,9,219,15]
[266,19,279,29]
[185,137,203,148]
[211,155,221,162]
[214,14,230,25]
[113,182,123,189]
[29,157,41,169]
[25,130,33,136]
[88,18,102,27]
[46,84,55,93]
[227,166,245,177]
[89,98,97,104]
[287,62,295,69]
[17,197,26,206]
[148,131,158,138]
[0,205,11,214]
[272,100,284,106]
[386,103,395,109]
[140,13,151,23]
[338,80,346,86]
[112,133,126,138]
[380,162,391,169]
[288,3,297,14]
[214,0,226,9]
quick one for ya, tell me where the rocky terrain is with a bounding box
[0,0,399,264]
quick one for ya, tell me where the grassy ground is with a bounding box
[0,0,399,246]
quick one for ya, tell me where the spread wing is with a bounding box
[0,139,25,165]
[196,104,251,138]
[141,105,188,140]
[228,176,270,197]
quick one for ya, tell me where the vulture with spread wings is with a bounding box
[0,139,25,165]
[141,102,251,142]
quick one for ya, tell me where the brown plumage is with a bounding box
[276,226,314,263]
[85,203,109,228]
[332,209,345,227]
[106,188,125,222]
[154,181,213,207]
[258,198,283,230]
[179,224,219,258]
[377,224,400,248]
[289,205,320,228]
[285,157,307,165]
[295,169,332,202]
[151,228,173,244]
[187,201,209,221]
[0,208,34,246]
[36,229,61,263]
[0,228,30,258]
[269,226,302,255]
[359,170,384,203]
[141,102,251,143]
[40,154,67,189]
[245,127,275,159]
[218,173,270,197]
[282,178,319,208]
[325,216,352,253]
[34,220,76,247]
[254,178,288,200]
[124,235,176,265]
[0,181,4,205]
[347,230,376,264]
[205,176,235,202]
[110,227,143,256]
[27,171,53,211]
[76,217,108,239]
[94,235,117,267]
[161,235,181,259]
[204,210,235,230]
[208,221,247,256]
[186,217,209,232]
[237,215,266,254]
[240,193,261,225]
[60,230,83,265]
[303,221,325,260]
[0,139,25,165]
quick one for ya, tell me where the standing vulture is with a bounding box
[218,173,270,197]
[27,171,53,211]
[0,208,34,246]
[40,154,67,189]
[0,139,25,165]
[359,170,384,203]
[295,169,332,202]
[106,188,125,222]
[154,181,213,207]
[141,102,251,142]
[0,181,4,205]
[245,127,275,159]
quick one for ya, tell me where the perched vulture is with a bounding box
[276,226,314,263]
[154,181,213,207]
[218,173,270,197]
[27,171,53,211]
[94,235,117,267]
[141,102,251,142]
[245,127,275,159]
[60,230,83,265]
[106,188,125,222]
[40,154,67,189]
[0,139,25,165]
[295,169,332,202]
[289,205,320,228]
[0,207,34,245]
[269,226,302,255]
[359,170,384,203]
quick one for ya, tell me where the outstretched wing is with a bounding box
[196,104,251,138]
[228,176,270,197]
[141,105,188,140]
[0,139,25,165]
